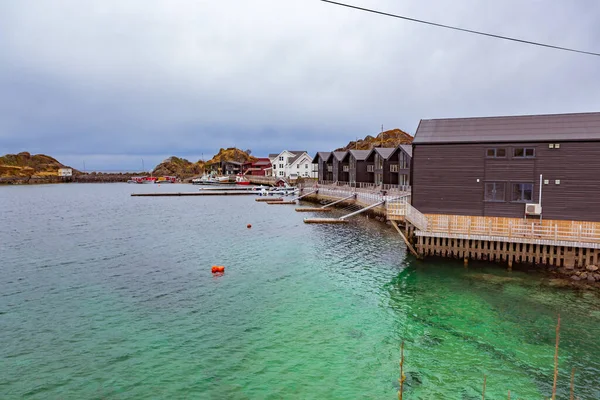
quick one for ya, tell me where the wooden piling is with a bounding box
[552,314,561,400]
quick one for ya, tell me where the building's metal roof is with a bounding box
[333,151,347,161]
[374,148,396,159]
[288,152,310,165]
[268,153,279,159]
[413,112,600,144]
[348,150,371,161]
[399,144,413,157]
[311,151,331,163]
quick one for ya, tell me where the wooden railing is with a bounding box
[312,181,411,193]
[247,176,277,185]
[421,215,600,245]
[386,196,429,230]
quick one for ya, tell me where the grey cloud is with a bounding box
[0,0,599,169]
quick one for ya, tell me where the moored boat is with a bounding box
[156,176,177,184]
[236,174,250,185]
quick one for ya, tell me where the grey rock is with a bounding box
[571,275,581,281]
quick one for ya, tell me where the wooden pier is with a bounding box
[299,184,600,271]
[131,191,258,197]
[303,218,348,224]
[267,200,297,205]
[295,207,333,212]
[255,197,283,202]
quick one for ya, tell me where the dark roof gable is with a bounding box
[413,112,600,144]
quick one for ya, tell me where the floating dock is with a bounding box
[267,200,297,205]
[255,197,284,202]
[131,191,258,197]
[295,207,333,212]
[303,218,348,224]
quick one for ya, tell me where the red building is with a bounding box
[242,158,272,176]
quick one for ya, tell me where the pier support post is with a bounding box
[463,257,469,268]
[508,258,513,272]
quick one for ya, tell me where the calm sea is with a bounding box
[1,184,599,399]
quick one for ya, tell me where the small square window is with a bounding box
[513,148,535,158]
[549,144,555,149]
[555,180,561,185]
[486,148,506,158]
[555,144,561,149]
[514,148,524,157]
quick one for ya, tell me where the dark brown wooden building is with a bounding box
[341,150,371,184]
[365,148,395,185]
[312,152,331,182]
[324,151,347,183]
[411,112,600,222]
[387,145,412,187]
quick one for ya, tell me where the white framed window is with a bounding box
[511,183,533,202]
[305,164,308,169]
[279,156,284,161]
[390,164,399,172]
[279,171,284,176]
[279,164,283,168]
[367,165,374,172]
[484,182,505,202]
[399,174,409,186]
[342,165,349,172]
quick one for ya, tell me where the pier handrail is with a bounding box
[422,215,600,245]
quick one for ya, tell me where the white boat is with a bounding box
[192,174,219,185]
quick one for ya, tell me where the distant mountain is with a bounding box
[206,148,257,165]
[0,152,72,178]
[152,156,204,179]
[335,129,413,151]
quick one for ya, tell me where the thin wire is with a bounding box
[320,0,600,57]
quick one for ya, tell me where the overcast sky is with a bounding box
[1,0,599,170]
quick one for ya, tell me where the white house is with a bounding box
[269,150,317,179]
[57,168,72,177]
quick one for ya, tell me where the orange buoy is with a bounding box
[211,266,225,273]
[247,224,252,229]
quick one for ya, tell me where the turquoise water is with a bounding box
[1,184,599,399]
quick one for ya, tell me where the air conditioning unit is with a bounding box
[525,203,542,215]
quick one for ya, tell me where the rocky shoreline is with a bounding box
[0,172,136,185]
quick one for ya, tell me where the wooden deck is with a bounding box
[416,214,600,249]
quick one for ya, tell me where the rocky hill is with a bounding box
[0,152,71,178]
[206,148,257,165]
[152,156,205,179]
[335,129,413,151]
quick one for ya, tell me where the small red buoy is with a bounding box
[247,224,252,229]
[211,266,225,274]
